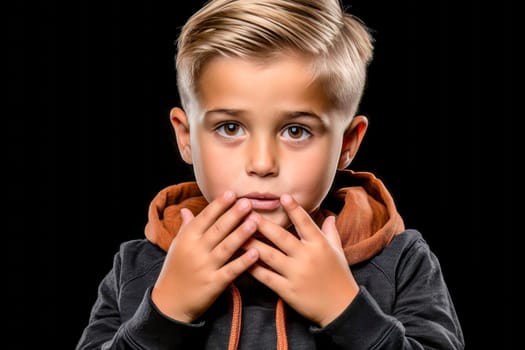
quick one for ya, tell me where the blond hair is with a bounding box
[176,0,374,117]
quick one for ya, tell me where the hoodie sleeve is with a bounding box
[75,250,206,350]
[309,231,465,349]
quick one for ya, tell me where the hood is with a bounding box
[145,169,404,265]
[144,169,405,350]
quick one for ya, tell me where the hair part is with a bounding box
[176,0,374,118]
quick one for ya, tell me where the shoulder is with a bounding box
[377,229,433,263]
[112,239,166,285]
[353,230,445,311]
[117,238,166,262]
[371,229,442,281]
[385,229,428,256]
[355,229,437,283]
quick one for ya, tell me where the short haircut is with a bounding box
[176,0,374,118]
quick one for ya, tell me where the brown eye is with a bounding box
[288,126,303,138]
[216,122,244,138]
[282,125,311,141]
[224,123,239,135]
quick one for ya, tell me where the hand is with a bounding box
[151,191,259,323]
[244,194,359,327]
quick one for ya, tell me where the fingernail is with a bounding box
[224,190,235,200]
[247,212,259,222]
[281,193,292,205]
[247,249,259,259]
[238,198,250,210]
[244,219,256,232]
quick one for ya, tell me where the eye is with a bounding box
[215,122,244,138]
[282,125,312,141]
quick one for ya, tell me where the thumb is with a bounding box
[180,207,195,226]
[321,216,343,248]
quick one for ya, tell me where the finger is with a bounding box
[280,193,318,241]
[320,215,343,248]
[251,212,301,255]
[217,248,260,286]
[203,197,253,249]
[242,236,289,275]
[180,207,195,226]
[248,261,288,293]
[211,217,258,263]
[191,190,237,235]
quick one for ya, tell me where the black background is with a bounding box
[8,0,514,348]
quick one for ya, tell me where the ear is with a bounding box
[170,107,193,164]
[338,115,368,169]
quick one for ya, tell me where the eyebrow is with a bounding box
[204,108,323,121]
[205,109,241,117]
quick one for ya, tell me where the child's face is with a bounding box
[172,56,362,228]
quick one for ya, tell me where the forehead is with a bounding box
[195,55,333,114]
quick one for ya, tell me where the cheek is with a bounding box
[190,136,241,201]
[286,144,340,210]
[303,136,341,173]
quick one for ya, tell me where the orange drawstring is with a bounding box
[228,284,289,350]
[228,285,242,350]
[275,297,288,349]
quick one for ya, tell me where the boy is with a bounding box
[76,0,465,349]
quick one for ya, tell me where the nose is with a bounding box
[245,136,279,177]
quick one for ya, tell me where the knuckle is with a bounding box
[266,248,279,264]
[222,263,241,280]
[259,270,274,285]
[209,221,224,237]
